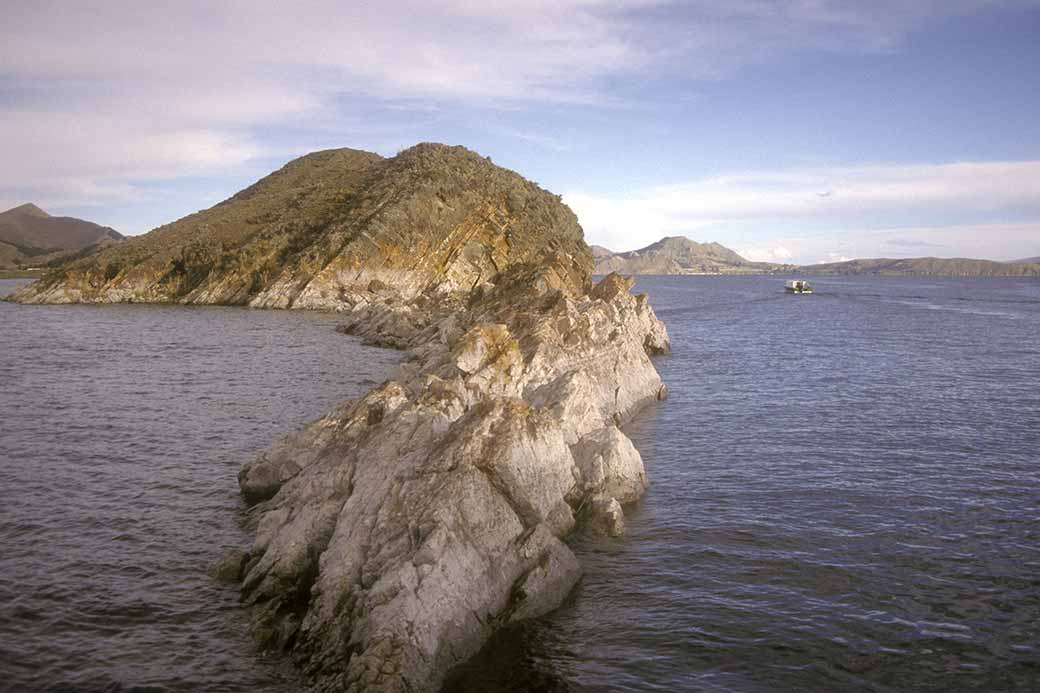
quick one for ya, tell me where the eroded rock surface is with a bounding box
[238,263,668,692]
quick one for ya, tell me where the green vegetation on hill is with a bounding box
[14,143,591,306]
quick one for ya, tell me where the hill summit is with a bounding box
[593,236,779,275]
[0,203,123,270]
[13,144,590,305]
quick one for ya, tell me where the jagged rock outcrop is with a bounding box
[9,143,670,691]
[237,263,668,692]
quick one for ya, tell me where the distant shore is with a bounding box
[0,269,42,279]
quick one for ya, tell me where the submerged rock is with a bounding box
[209,549,249,583]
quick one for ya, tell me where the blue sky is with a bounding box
[2,0,1038,263]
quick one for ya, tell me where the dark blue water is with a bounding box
[449,275,1040,691]
[0,279,400,691]
[3,276,1039,692]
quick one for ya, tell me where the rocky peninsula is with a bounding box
[10,144,670,691]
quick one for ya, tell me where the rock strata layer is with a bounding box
[10,144,589,306]
[9,143,669,691]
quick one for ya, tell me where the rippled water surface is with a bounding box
[0,279,400,691]
[3,276,1039,692]
[449,275,1040,691]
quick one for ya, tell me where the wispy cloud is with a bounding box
[564,161,1040,261]
[0,0,1034,222]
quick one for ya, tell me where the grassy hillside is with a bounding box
[14,143,592,306]
[0,203,123,269]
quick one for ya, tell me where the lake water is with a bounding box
[447,275,1040,691]
[2,276,1038,691]
[0,279,400,691]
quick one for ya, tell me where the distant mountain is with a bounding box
[800,257,1040,277]
[593,236,785,275]
[592,236,1040,277]
[0,204,124,269]
[1011,256,1040,264]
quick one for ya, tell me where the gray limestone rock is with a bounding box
[587,495,626,538]
[236,267,669,691]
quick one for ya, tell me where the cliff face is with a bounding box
[12,144,669,691]
[11,144,590,306]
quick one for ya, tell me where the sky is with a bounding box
[2,0,1039,264]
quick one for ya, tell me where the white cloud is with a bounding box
[739,245,795,263]
[564,160,1040,259]
[0,0,1034,220]
[0,109,260,207]
[782,223,1040,264]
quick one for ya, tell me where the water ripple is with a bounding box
[0,283,400,691]
[448,275,1040,692]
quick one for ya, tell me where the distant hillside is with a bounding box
[800,257,1040,277]
[1011,256,1040,264]
[593,236,785,275]
[592,236,1040,277]
[0,204,123,269]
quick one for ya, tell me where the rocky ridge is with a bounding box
[10,144,671,692]
[237,264,668,691]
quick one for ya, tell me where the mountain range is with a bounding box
[0,203,123,271]
[592,237,1040,277]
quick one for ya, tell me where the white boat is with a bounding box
[785,279,813,294]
